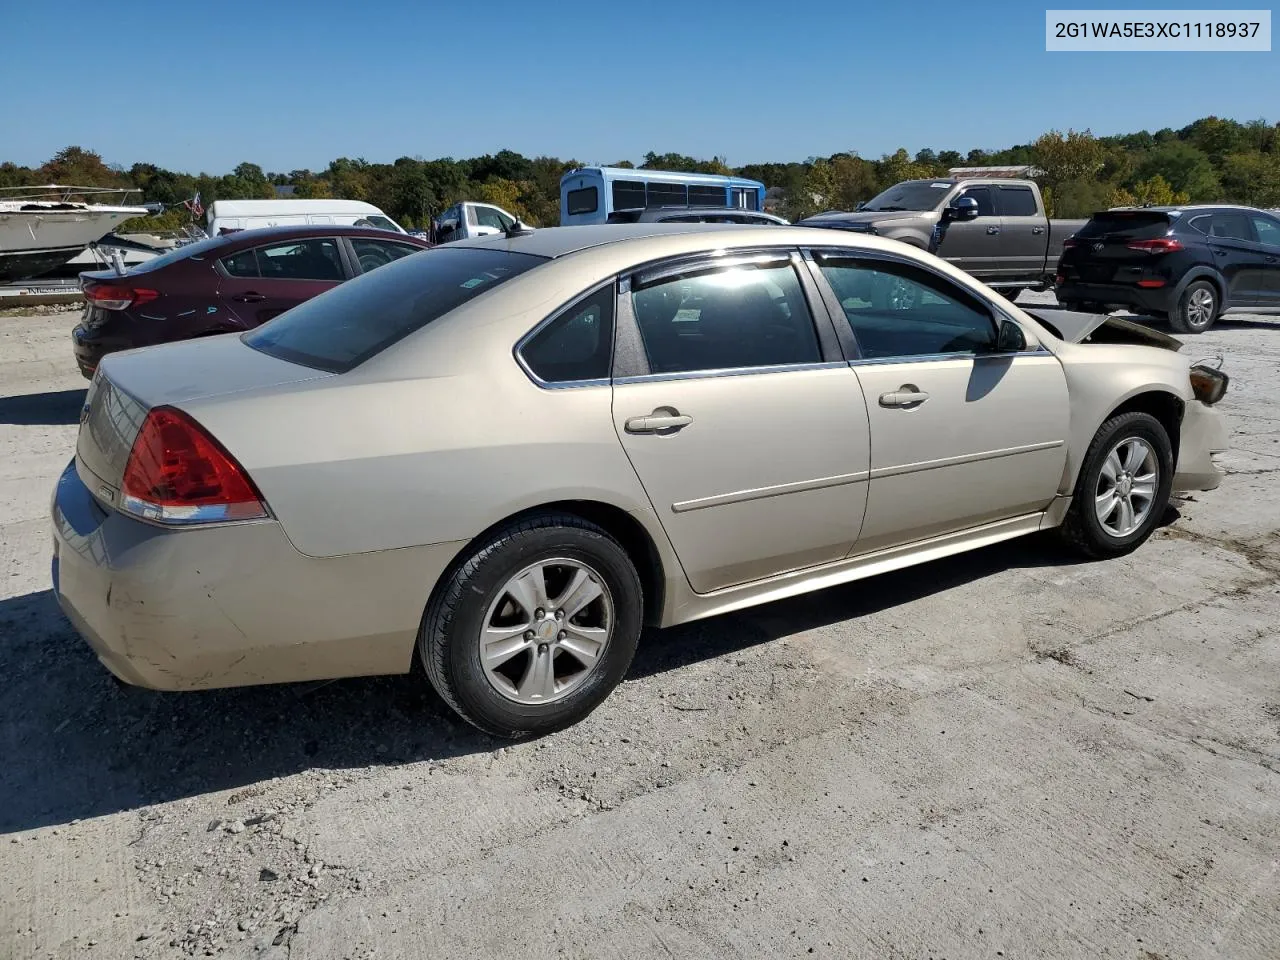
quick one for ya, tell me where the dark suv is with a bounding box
[1055,205,1280,333]
[72,225,430,377]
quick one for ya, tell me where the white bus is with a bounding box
[559,167,767,226]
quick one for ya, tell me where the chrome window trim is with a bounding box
[514,277,619,391]
[848,347,1052,367]
[614,360,848,386]
[631,248,795,289]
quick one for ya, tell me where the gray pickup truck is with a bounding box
[800,178,1087,298]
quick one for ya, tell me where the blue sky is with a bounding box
[3,0,1276,173]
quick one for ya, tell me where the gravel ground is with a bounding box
[2,299,1279,960]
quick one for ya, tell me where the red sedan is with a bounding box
[72,225,431,378]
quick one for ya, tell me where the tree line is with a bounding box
[2,115,1277,234]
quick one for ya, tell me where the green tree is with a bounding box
[1134,141,1220,201]
[1032,129,1104,186]
[1219,152,1280,206]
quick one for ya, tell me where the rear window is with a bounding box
[1075,211,1172,240]
[567,187,597,215]
[127,235,231,274]
[243,247,543,373]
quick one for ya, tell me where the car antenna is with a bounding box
[503,218,535,239]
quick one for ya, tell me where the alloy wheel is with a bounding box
[1094,437,1159,538]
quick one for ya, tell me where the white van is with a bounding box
[206,199,405,237]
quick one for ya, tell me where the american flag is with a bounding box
[183,191,203,217]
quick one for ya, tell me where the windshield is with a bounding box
[861,180,954,212]
[244,247,543,373]
[125,235,231,273]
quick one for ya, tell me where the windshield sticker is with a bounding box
[460,277,486,289]
[931,183,950,188]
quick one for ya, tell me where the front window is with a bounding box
[474,206,515,231]
[244,248,542,373]
[861,180,954,213]
[955,186,996,217]
[816,255,997,359]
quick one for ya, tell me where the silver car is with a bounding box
[51,225,1229,737]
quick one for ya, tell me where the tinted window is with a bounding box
[244,248,542,373]
[647,182,688,207]
[363,215,400,231]
[567,187,597,215]
[256,239,343,281]
[689,185,726,207]
[1252,215,1280,247]
[1076,211,1172,240]
[631,261,820,374]
[997,186,1037,217]
[612,180,646,211]
[1187,215,1212,235]
[221,248,260,278]
[1211,212,1253,241]
[350,238,422,274]
[520,285,615,383]
[817,256,997,359]
[956,186,996,217]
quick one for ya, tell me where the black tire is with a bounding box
[1169,279,1219,334]
[1000,287,1025,303]
[1057,299,1082,312]
[419,512,643,738]
[1059,412,1174,559]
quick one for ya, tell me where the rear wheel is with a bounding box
[1059,412,1173,559]
[419,513,643,738]
[1169,280,1218,334]
[1000,287,1025,303]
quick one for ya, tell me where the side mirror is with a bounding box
[855,201,866,211]
[945,196,980,221]
[996,319,1027,353]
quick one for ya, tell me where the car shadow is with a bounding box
[0,530,1109,834]
[0,388,86,426]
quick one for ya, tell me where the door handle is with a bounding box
[233,292,266,303]
[625,409,693,434]
[986,226,1000,235]
[1267,256,1277,263]
[879,388,930,408]
[1032,226,1045,235]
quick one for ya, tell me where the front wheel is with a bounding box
[1059,412,1174,559]
[419,513,643,738]
[1169,280,1219,334]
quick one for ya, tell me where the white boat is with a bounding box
[0,185,151,282]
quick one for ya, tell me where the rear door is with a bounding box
[216,237,348,327]
[995,184,1046,281]
[1207,211,1269,305]
[1248,212,1280,304]
[937,185,1001,278]
[610,250,871,593]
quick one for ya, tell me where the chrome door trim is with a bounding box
[671,469,870,514]
[613,360,848,386]
[867,439,1065,481]
[848,347,1052,367]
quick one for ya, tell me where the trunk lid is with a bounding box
[1058,211,1174,283]
[75,334,330,502]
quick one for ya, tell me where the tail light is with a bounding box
[1126,238,1184,254]
[1062,238,1079,250]
[121,407,268,524]
[83,283,160,311]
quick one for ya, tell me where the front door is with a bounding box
[611,252,871,593]
[937,184,1002,279]
[1207,211,1270,306]
[809,251,1069,553]
[216,237,347,326]
[1249,212,1280,304]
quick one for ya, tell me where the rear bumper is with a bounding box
[51,459,464,690]
[1055,281,1174,315]
[72,323,128,378]
[1173,401,1229,493]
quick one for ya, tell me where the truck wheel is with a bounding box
[1169,280,1218,334]
[1000,287,1025,303]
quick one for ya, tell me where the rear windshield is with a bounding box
[243,247,543,373]
[1075,211,1172,240]
[127,235,231,273]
